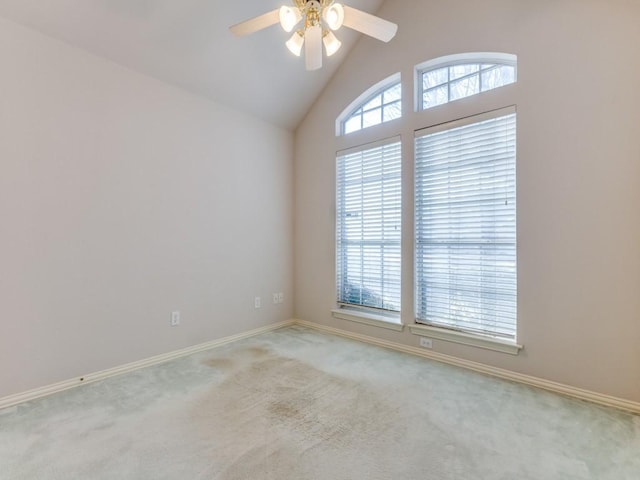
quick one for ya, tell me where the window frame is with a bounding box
[336,73,402,136]
[414,53,517,112]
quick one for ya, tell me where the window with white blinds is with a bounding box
[414,108,517,339]
[336,138,402,312]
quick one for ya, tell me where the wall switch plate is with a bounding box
[171,311,181,327]
[254,297,261,309]
[419,337,433,349]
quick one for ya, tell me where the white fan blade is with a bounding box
[342,5,398,43]
[229,9,280,37]
[305,25,323,71]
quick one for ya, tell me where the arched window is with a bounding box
[333,54,520,348]
[337,73,402,136]
[417,53,516,110]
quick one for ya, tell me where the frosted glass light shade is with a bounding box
[323,31,342,56]
[322,3,344,30]
[279,6,302,32]
[285,31,304,57]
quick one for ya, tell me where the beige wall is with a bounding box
[0,18,293,398]
[294,0,640,402]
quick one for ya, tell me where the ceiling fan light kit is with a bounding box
[322,3,345,30]
[323,31,342,57]
[286,31,305,56]
[230,0,397,71]
[279,6,303,32]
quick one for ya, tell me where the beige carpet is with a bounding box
[1,325,639,479]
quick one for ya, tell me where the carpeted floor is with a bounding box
[1,325,639,479]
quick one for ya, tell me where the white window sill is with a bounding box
[331,308,404,332]
[408,323,523,355]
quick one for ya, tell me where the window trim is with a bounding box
[336,72,402,136]
[414,52,517,113]
[409,323,522,355]
[332,307,404,332]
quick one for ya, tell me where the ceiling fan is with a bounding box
[230,0,398,71]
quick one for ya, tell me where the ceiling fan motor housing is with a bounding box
[304,2,322,28]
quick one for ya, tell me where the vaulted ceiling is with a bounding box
[0,0,386,129]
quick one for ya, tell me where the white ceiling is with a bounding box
[0,0,385,130]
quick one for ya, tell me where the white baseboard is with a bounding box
[0,319,295,411]
[294,319,640,415]
[4,318,638,415]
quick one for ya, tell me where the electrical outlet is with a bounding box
[254,297,261,309]
[277,292,284,303]
[419,337,433,349]
[273,293,279,304]
[171,311,181,327]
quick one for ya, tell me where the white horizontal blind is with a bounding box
[337,138,401,312]
[415,110,517,339]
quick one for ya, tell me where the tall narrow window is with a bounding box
[337,138,402,312]
[415,108,517,339]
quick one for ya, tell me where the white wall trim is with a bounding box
[331,309,404,332]
[4,318,638,415]
[408,323,522,355]
[0,320,295,411]
[294,319,640,415]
